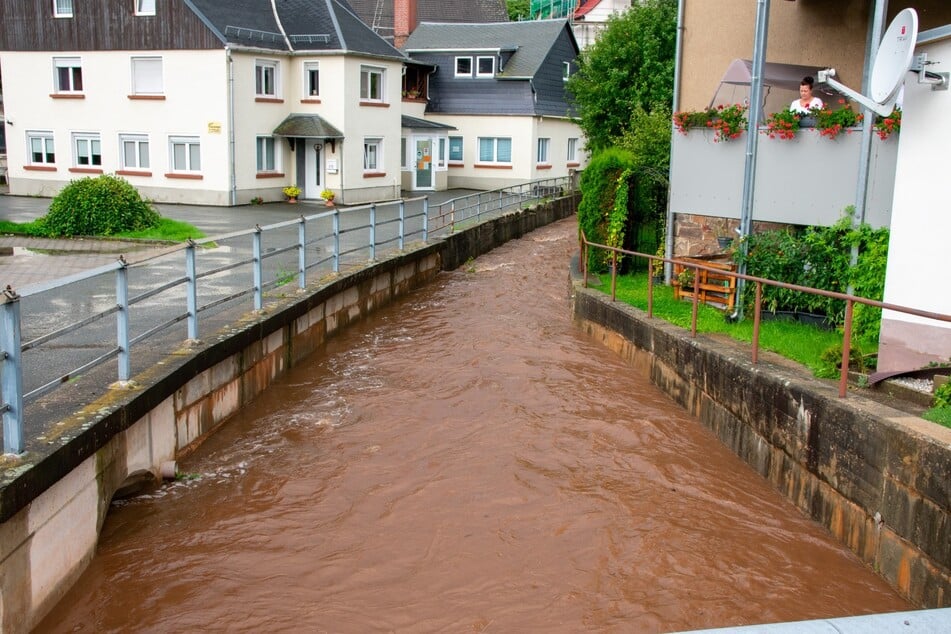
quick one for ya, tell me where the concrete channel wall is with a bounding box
[0,196,578,633]
[572,287,951,609]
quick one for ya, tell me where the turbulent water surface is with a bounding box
[40,218,909,632]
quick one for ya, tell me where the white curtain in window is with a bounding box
[132,58,163,94]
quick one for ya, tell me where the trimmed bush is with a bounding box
[43,174,160,237]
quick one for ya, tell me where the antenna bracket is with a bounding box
[910,54,949,91]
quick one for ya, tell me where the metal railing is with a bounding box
[579,233,951,399]
[0,178,577,455]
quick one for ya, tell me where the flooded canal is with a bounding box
[39,218,909,632]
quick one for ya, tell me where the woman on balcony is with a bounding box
[790,76,824,114]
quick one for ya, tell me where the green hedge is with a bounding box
[43,174,160,237]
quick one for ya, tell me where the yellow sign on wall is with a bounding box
[208,122,222,134]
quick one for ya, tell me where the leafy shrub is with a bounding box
[44,175,160,237]
[816,342,869,379]
[578,148,637,272]
[934,382,951,409]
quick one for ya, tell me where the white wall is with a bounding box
[877,37,951,371]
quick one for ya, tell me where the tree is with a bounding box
[566,0,678,151]
[506,0,530,21]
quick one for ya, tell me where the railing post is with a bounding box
[298,215,306,289]
[648,260,654,318]
[582,241,588,288]
[691,265,699,337]
[752,281,762,364]
[1,286,24,455]
[369,203,377,261]
[839,299,854,398]
[611,251,617,301]
[398,200,405,251]
[450,202,455,233]
[422,197,429,242]
[499,189,503,212]
[253,225,263,311]
[185,240,198,340]
[332,209,340,273]
[116,256,131,382]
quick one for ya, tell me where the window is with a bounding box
[135,0,156,15]
[438,137,446,168]
[120,134,150,170]
[28,131,56,165]
[536,138,550,164]
[563,61,571,82]
[455,57,472,77]
[256,136,278,172]
[360,66,385,102]
[73,133,102,167]
[449,136,463,163]
[53,57,83,93]
[478,137,511,163]
[304,61,320,97]
[364,138,382,172]
[53,0,72,18]
[131,57,163,95]
[255,60,279,98]
[169,136,201,172]
[567,137,579,163]
[476,56,495,78]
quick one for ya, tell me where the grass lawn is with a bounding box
[591,272,864,378]
[0,217,205,241]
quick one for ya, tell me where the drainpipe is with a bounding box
[733,0,770,321]
[227,47,237,206]
[850,0,888,293]
[665,0,686,282]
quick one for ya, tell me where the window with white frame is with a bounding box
[169,136,201,172]
[304,61,320,97]
[438,137,446,168]
[360,66,385,102]
[53,57,83,93]
[135,0,156,15]
[255,59,279,98]
[28,131,56,165]
[120,134,150,170]
[131,57,163,95]
[364,137,382,171]
[73,133,102,167]
[536,138,550,164]
[567,137,579,163]
[256,136,278,172]
[563,61,571,82]
[476,56,495,78]
[449,136,463,163]
[478,137,511,164]
[53,0,73,18]
[455,57,472,77]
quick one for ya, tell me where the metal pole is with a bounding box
[298,215,306,289]
[185,241,198,340]
[736,0,771,321]
[398,201,405,251]
[253,225,263,311]
[116,256,131,382]
[422,197,429,242]
[839,299,855,398]
[369,203,377,261]
[333,209,340,273]
[1,286,24,455]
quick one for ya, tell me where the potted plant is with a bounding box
[652,242,666,283]
[283,185,302,203]
[812,100,864,140]
[874,107,901,140]
[320,189,335,206]
[672,104,747,142]
[763,108,800,140]
[711,217,734,250]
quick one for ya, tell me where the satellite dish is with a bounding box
[818,8,918,117]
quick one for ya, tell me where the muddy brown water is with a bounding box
[38,218,909,632]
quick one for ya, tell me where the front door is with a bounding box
[302,140,322,199]
[415,138,432,190]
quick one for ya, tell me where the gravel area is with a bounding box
[890,376,934,394]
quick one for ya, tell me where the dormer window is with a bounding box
[455,57,473,77]
[476,56,495,78]
[53,0,73,18]
[135,0,156,16]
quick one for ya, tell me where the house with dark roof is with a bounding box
[0,0,412,204]
[346,0,507,45]
[402,19,586,190]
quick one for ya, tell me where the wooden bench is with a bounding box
[672,255,737,311]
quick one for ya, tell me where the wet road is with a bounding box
[38,218,909,632]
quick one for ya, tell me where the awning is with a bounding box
[400,115,456,131]
[272,113,344,138]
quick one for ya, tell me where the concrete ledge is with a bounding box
[572,286,951,609]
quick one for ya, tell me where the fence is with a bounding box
[578,233,951,399]
[1,177,575,454]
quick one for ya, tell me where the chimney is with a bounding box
[394,0,418,49]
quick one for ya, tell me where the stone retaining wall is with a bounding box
[572,286,950,608]
[0,195,578,633]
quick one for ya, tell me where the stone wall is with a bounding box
[572,286,950,608]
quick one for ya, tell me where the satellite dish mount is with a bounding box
[818,8,945,117]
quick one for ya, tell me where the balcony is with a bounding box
[669,127,898,229]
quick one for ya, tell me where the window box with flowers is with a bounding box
[874,107,901,140]
[763,108,801,140]
[673,104,747,143]
[812,101,864,140]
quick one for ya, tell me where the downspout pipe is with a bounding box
[227,47,237,206]
[665,0,686,283]
[732,0,770,321]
